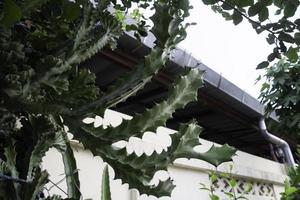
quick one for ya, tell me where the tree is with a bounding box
[0,0,236,199]
[198,0,300,199]
[200,0,300,138]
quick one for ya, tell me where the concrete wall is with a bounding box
[42,110,288,200]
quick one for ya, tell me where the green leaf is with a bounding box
[266,34,275,44]
[254,27,264,34]
[256,61,269,69]
[284,2,298,18]
[202,0,218,5]
[115,9,126,23]
[245,183,253,193]
[210,194,220,200]
[273,0,284,8]
[101,165,112,200]
[0,0,22,27]
[285,186,298,195]
[294,32,300,45]
[63,1,81,21]
[260,82,269,92]
[221,1,234,10]
[62,144,81,199]
[248,3,261,17]
[267,53,276,62]
[209,173,218,183]
[258,7,269,22]
[220,172,230,179]
[224,191,234,198]
[210,5,232,21]
[295,19,300,26]
[261,0,272,6]
[236,0,254,7]
[275,9,281,15]
[286,47,298,63]
[229,179,237,187]
[232,11,243,25]
[150,2,173,47]
[173,123,237,167]
[197,144,237,167]
[278,32,294,43]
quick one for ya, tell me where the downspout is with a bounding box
[259,118,296,168]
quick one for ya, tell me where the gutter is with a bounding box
[120,33,279,121]
[259,118,296,168]
[115,33,295,164]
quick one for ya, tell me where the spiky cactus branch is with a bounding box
[0,0,236,199]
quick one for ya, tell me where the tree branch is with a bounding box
[218,0,279,41]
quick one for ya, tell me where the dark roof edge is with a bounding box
[121,32,278,121]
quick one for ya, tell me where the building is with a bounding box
[43,32,295,200]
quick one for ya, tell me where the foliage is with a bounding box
[201,0,300,136]
[101,165,112,200]
[201,0,300,65]
[260,59,300,137]
[281,147,300,200]
[200,1,300,199]
[0,0,236,199]
[200,166,251,200]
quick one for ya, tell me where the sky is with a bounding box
[179,0,274,98]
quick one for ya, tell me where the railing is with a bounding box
[212,176,276,200]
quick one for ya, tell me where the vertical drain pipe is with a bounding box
[259,118,296,168]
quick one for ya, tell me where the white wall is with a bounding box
[43,145,131,200]
[42,110,288,199]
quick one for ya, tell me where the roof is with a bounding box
[81,32,292,160]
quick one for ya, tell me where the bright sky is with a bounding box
[179,0,273,98]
